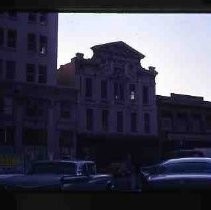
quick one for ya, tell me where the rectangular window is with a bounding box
[119,83,124,100]
[38,65,47,83]
[86,109,93,131]
[143,86,149,105]
[8,12,17,18]
[101,80,108,99]
[7,29,17,48]
[28,13,36,22]
[117,111,123,132]
[27,33,36,51]
[4,97,13,115]
[144,113,150,134]
[0,59,3,79]
[85,78,92,98]
[0,127,15,145]
[102,110,109,131]
[6,60,15,80]
[0,97,3,113]
[39,35,47,55]
[25,99,44,117]
[114,82,124,101]
[114,82,118,100]
[60,102,70,119]
[0,28,4,46]
[40,13,47,25]
[26,64,35,82]
[131,113,137,132]
[129,84,136,100]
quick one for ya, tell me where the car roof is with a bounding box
[32,160,95,164]
[162,157,211,165]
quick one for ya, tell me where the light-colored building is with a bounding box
[58,41,158,163]
[0,12,58,85]
[0,12,78,172]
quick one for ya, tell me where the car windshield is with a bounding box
[30,162,77,175]
[160,162,211,174]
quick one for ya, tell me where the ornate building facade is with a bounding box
[58,41,159,165]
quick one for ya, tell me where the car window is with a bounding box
[87,163,96,174]
[31,162,77,175]
[160,162,211,174]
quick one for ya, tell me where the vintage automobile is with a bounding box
[0,160,115,192]
[140,157,211,192]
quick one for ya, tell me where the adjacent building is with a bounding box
[157,93,211,157]
[58,41,159,165]
[0,12,78,171]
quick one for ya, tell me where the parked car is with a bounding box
[162,149,204,160]
[140,157,211,192]
[0,160,115,192]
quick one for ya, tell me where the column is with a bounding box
[47,101,59,160]
[15,102,23,156]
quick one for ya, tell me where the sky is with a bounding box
[58,13,211,101]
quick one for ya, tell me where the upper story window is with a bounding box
[102,110,109,131]
[38,65,47,84]
[143,85,149,105]
[86,108,93,131]
[60,102,70,119]
[85,78,93,98]
[144,113,151,134]
[26,64,36,82]
[25,99,44,117]
[27,33,36,52]
[7,29,17,48]
[129,84,136,101]
[0,28,4,47]
[177,113,188,132]
[116,111,123,132]
[131,112,137,132]
[0,59,3,79]
[114,82,124,101]
[0,127,15,145]
[40,13,47,25]
[6,60,16,80]
[206,115,211,130]
[8,12,17,19]
[2,97,13,115]
[39,35,47,55]
[28,13,37,23]
[101,80,108,99]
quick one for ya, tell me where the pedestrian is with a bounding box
[124,153,136,190]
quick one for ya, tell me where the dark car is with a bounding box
[140,157,211,192]
[0,160,115,192]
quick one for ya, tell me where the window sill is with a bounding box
[28,50,37,55]
[85,98,94,102]
[5,47,17,52]
[8,17,17,20]
[40,22,48,26]
[100,100,109,104]
[28,21,37,24]
[114,101,125,105]
[39,53,47,57]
